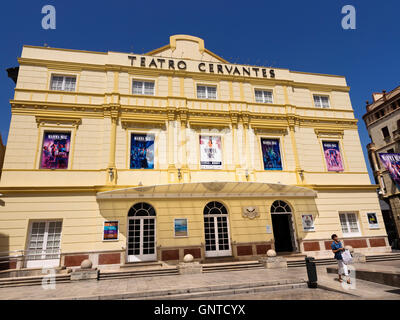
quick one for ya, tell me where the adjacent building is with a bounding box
[0,35,391,271]
[363,86,400,247]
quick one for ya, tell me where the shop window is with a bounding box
[197,85,216,100]
[381,126,390,138]
[255,90,273,103]
[50,75,76,91]
[132,80,155,95]
[313,95,330,108]
[40,132,71,169]
[339,212,361,237]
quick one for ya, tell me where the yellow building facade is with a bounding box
[0,35,390,270]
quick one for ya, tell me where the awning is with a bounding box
[96,181,317,200]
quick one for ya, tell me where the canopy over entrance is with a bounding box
[96,182,317,200]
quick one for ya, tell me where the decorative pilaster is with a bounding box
[178,109,190,182]
[106,104,119,185]
[167,107,177,183]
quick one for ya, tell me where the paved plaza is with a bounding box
[0,261,399,300]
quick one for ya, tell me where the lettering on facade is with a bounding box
[128,55,275,78]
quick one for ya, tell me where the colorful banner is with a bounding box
[367,213,379,229]
[103,221,119,240]
[130,133,155,169]
[378,153,400,187]
[40,132,71,169]
[301,214,315,232]
[174,218,188,237]
[322,141,344,171]
[261,138,282,170]
[199,135,222,169]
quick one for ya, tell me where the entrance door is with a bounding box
[270,200,297,253]
[26,220,62,268]
[204,201,232,257]
[271,214,293,252]
[127,203,156,262]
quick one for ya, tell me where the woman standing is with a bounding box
[331,234,351,284]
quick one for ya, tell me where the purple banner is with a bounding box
[40,132,71,169]
[322,141,344,171]
[379,153,400,186]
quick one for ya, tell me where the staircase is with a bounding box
[366,253,400,263]
[202,260,264,273]
[99,264,179,280]
[0,273,70,288]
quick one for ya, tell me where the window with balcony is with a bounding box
[255,90,273,103]
[132,81,155,95]
[197,85,217,100]
[50,75,76,92]
[313,95,330,108]
[339,212,361,237]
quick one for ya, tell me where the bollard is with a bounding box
[305,256,318,288]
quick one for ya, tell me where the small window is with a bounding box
[132,80,155,95]
[255,90,273,103]
[381,126,390,138]
[197,85,217,100]
[313,95,330,108]
[387,148,394,153]
[50,75,76,92]
[339,213,361,236]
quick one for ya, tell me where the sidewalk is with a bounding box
[0,267,307,300]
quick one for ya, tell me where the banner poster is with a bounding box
[40,132,71,169]
[199,135,222,169]
[378,153,400,187]
[130,133,155,169]
[301,214,315,231]
[103,221,119,240]
[367,213,379,229]
[322,141,344,171]
[174,218,188,237]
[261,138,282,170]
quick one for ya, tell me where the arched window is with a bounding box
[128,202,156,216]
[203,201,228,215]
[271,200,292,213]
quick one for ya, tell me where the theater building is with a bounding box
[0,35,391,270]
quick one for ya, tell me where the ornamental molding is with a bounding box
[35,115,82,128]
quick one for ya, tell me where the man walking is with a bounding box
[331,234,351,284]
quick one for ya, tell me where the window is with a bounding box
[387,148,394,153]
[313,95,330,108]
[255,90,273,103]
[197,85,217,99]
[26,221,62,268]
[381,126,390,138]
[50,75,76,91]
[132,80,155,95]
[339,213,361,236]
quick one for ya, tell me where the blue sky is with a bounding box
[0,0,399,182]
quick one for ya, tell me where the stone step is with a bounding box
[202,260,263,272]
[0,274,70,288]
[120,261,164,269]
[144,282,308,300]
[58,278,307,300]
[99,268,178,280]
[203,266,265,273]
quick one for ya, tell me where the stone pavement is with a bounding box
[316,264,400,300]
[0,260,399,300]
[0,267,307,300]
